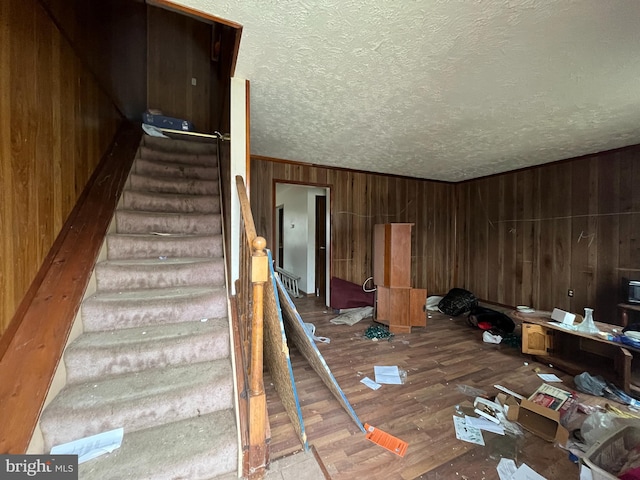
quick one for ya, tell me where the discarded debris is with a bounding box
[360,377,381,390]
[364,324,393,341]
[374,365,405,385]
[453,415,485,446]
[364,423,408,456]
[50,427,124,463]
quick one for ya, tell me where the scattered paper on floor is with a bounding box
[452,416,485,446]
[512,463,547,480]
[465,415,505,435]
[361,376,381,390]
[537,373,562,382]
[50,427,124,464]
[374,365,402,385]
[497,458,518,480]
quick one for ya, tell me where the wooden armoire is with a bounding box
[373,223,427,333]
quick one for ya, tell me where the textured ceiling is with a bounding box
[178,0,640,182]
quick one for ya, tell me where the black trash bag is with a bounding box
[467,306,516,334]
[438,288,478,316]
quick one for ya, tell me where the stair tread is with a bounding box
[65,319,229,384]
[129,172,218,185]
[45,359,231,412]
[107,232,221,239]
[41,360,233,450]
[79,410,237,480]
[98,256,224,267]
[133,158,218,181]
[116,209,220,219]
[84,285,225,303]
[68,318,227,351]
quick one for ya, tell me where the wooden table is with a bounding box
[514,310,637,395]
[618,302,640,327]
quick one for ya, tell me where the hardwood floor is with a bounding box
[264,296,604,480]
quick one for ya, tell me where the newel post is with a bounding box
[248,236,268,477]
[250,236,267,394]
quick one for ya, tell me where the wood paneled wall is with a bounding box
[40,0,147,121]
[456,148,640,324]
[0,0,122,335]
[147,6,212,132]
[252,148,639,325]
[250,158,457,295]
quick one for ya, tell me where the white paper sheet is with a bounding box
[497,458,518,480]
[465,415,505,435]
[512,463,547,480]
[537,373,563,382]
[453,416,485,446]
[374,365,402,385]
[361,376,382,390]
[50,427,124,464]
[579,464,594,480]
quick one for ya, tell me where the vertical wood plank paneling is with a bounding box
[552,163,572,311]
[596,156,620,321]
[0,0,122,334]
[569,158,594,314]
[458,148,640,324]
[253,146,639,323]
[485,175,500,302]
[251,159,456,295]
[147,6,211,131]
[0,0,12,321]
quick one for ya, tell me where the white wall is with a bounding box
[229,77,248,294]
[276,184,325,295]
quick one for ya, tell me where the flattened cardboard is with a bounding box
[497,393,569,445]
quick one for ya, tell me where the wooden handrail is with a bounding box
[235,175,269,478]
[0,122,140,453]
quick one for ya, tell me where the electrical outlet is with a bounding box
[568,289,574,297]
[191,77,197,86]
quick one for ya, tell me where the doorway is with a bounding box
[274,183,330,306]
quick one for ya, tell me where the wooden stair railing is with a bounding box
[234,175,269,479]
[0,122,141,453]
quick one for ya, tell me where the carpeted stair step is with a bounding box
[95,257,226,291]
[139,146,217,167]
[128,173,219,196]
[64,319,230,384]
[106,233,223,260]
[78,409,237,480]
[40,359,233,451]
[81,286,228,332]
[115,210,222,235]
[133,157,218,180]
[120,190,220,214]
[142,135,217,155]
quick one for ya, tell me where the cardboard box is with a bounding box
[497,393,569,445]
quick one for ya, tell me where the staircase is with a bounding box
[38,134,238,479]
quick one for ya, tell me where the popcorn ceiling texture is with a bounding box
[177,0,640,181]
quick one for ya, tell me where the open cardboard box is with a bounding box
[496,393,569,445]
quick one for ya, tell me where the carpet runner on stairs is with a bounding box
[39,134,237,480]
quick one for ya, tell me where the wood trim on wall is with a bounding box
[0,123,141,453]
[145,0,243,77]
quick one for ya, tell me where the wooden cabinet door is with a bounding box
[522,324,553,355]
[375,286,390,322]
[410,288,427,327]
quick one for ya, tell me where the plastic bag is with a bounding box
[580,412,621,448]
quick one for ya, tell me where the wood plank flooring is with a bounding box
[264,297,606,480]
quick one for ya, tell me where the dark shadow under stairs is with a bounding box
[39,134,238,479]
